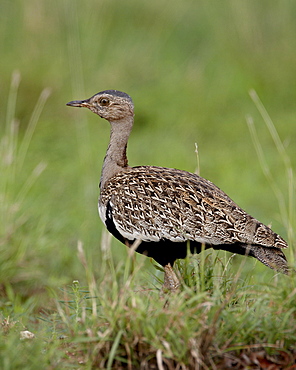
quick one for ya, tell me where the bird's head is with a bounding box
[66,90,134,121]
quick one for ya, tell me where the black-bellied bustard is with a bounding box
[67,90,288,291]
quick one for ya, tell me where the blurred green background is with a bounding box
[1,0,295,300]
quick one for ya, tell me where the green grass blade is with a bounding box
[107,329,124,370]
[17,88,51,171]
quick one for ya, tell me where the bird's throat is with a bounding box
[100,118,133,190]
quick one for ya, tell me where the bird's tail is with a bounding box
[247,244,289,275]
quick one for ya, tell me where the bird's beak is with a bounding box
[66,99,90,108]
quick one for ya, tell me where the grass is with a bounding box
[1,0,296,368]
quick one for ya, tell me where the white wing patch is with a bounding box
[98,203,107,224]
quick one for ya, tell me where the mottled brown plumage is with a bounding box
[67,90,289,290]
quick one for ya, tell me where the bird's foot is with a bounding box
[162,263,181,294]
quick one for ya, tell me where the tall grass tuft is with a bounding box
[0,71,50,291]
[31,244,296,369]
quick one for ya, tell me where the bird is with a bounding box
[67,90,289,291]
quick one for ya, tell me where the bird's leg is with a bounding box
[162,263,181,293]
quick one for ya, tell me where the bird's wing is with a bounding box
[99,166,287,249]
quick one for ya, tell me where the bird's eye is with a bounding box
[99,98,110,106]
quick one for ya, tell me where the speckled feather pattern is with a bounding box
[99,166,287,250]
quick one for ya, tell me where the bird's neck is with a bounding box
[100,117,133,190]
